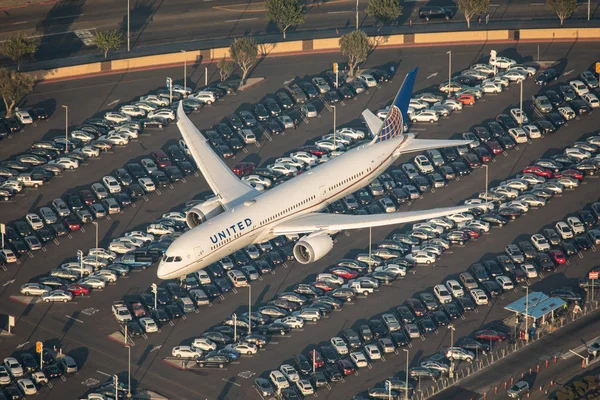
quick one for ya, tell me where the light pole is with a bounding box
[403,348,409,400]
[62,105,68,153]
[355,0,359,30]
[522,285,529,342]
[248,285,252,335]
[448,324,455,378]
[114,374,119,400]
[127,0,130,51]
[151,283,158,310]
[482,164,489,209]
[233,313,237,342]
[166,77,173,104]
[181,50,187,95]
[92,221,98,267]
[312,349,316,374]
[123,324,131,398]
[447,50,452,92]
[332,105,337,149]
[589,0,591,21]
[519,79,524,127]
[385,379,392,400]
[77,250,84,279]
[368,226,372,272]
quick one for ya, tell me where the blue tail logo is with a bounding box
[374,67,418,143]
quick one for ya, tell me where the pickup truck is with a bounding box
[112,301,133,322]
[16,174,44,188]
[343,280,375,296]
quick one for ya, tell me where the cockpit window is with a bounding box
[162,255,168,262]
[166,256,175,262]
[174,256,182,262]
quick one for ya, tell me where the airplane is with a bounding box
[157,67,472,280]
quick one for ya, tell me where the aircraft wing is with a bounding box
[396,136,473,155]
[272,204,474,235]
[176,102,256,207]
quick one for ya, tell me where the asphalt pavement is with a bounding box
[0,0,598,66]
[0,42,600,400]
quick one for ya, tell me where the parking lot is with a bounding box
[0,41,599,400]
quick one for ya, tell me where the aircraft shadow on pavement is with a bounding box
[34,0,86,62]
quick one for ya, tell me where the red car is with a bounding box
[461,227,482,239]
[66,284,90,296]
[232,162,256,177]
[63,215,80,231]
[151,150,172,168]
[549,249,567,265]
[473,146,492,163]
[522,165,552,178]
[474,329,508,342]
[312,281,337,292]
[555,169,584,180]
[328,267,358,280]
[485,140,503,155]
[337,359,355,375]
[78,189,95,206]
[405,298,426,317]
[307,350,325,368]
[511,269,526,283]
[455,93,475,105]
[298,145,329,157]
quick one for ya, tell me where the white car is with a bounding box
[269,370,289,390]
[141,158,158,174]
[139,317,159,333]
[314,140,344,152]
[523,124,541,139]
[582,93,600,108]
[330,337,349,355]
[15,110,33,124]
[71,130,96,142]
[225,342,258,355]
[26,213,44,230]
[445,280,465,298]
[470,289,489,305]
[409,99,429,111]
[411,110,439,123]
[76,146,101,158]
[463,198,495,212]
[140,95,169,107]
[312,76,331,93]
[138,177,156,192]
[569,80,589,96]
[279,364,300,382]
[120,105,146,117]
[296,379,315,396]
[290,151,319,166]
[192,338,217,352]
[480,81,503,93]
[555,221,574,239]
[500,201,529,213]
[414,155,434,173]
[471,63,496,75]
[520,263,538,278]
[508,128,528,144]
[350,351,369,368]
[508,64,536,76]
[172,346,202,358]
[41,290,73,303]
[446,213,474,224]
[500,70,526,82]
[148,109,176,121]
[147,223,174,236]
[567,216,586,234]
[558,106,576,120]
[242,174,272,188]
[358,73,377,88]
[104,111,131,123]
[565,147,591,161]
[405,251,436,265]
[460,220,490,233]
[125,231,154,242]
[364,344,381,360]
[378,197,396,213]
[375,264,407,277]
[441,99,463,111]
[133,101,158,112]
[20,283,51,296]
[316,273,344,285]
[433,284,453,304]
[275,316,305,329]
[109,240,136,254]
[115,126,139,139]
[275,157,306,170]
[80,277,107,289]
[17,378,37,395]
[3,358,23,378]
[267,163,298,176]
[88,248,117,261]
[531,234,550,251]
[496,275,514,290]
[49,157,79,170]
[510,108,529,124]
[162,211,186,222]
[91,269,118,283]
[102,175,121,193]
[0,366,11,384]
[336,127,365,140]
[491,186,519,200]
[102,133,129,146]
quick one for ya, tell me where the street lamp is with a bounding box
[332,105,337,149]
[447,51,452,92]
[448,324,455,378]
[62,105,68,153]
[355,0,359,30]
[402,348,409,400]
[368,226,372,273]
[522,285,529,342]
[77,249,84,279]
[519,79,524,127]
[123,324,131,398]
[92,221,98,267]
[166,77,173,104]
[114,374,119,400]
[181,50,187,95]
[385,379,392,400]
[151,283,158,310]
[482,164,489,209]
[232,313,237,342]
[127,0,130,51]
[248,284,252,335]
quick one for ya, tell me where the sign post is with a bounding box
[333,62,339,88]
[0,223,5,249]
[589,271,598,303]
[151,283,158,310]
[595,62,600,83]
[7,316,14,334]
[36,341,43,369]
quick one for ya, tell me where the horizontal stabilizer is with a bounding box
[362,109,384,138]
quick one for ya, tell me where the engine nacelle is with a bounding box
[293,233,334,264]
[185,197,225,228]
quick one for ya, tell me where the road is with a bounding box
[0,42,599,400]
[0,0,597,64]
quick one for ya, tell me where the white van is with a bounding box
[238,129,256,144]
[227,270,248,287]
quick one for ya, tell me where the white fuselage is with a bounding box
[157,135,409,279]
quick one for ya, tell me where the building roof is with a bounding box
[504,292,566,320]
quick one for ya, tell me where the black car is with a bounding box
[558,84,577,101]
[164,166,183,182]
[196,354,230,368]
[480,213,508,227]
[550,288,583,303]
[456,296,475,312]
[342,329,362,350]
[324,363,343,382]
[560,240,578,256]
[141,118,169,129]
[359,324,373,343]
[535,68,558,85]
[396,305,416,323]
[369,318,388,338]
[536,252,556,271]
[276,91,294,108]
[264,118,284,135]
[295,354,312,375]
[390,330,410,347]
[258,322,291,336]
[201,331,233,346]
[571,99,590,115]
[4,384,22,399]
[19,352,38,371]
[457,337,490,355]
[450,161,471,177]
[574,236,592,251]
[431,310,450,326]
[44,363,62,379]
[545,90,564,107]
[320,344,339,364]
[443,302,463,319]
[123,320,143,337]
[470,263,489,282]
[253,104,270,121]
[496,114,517,129]
[482,280,502,297]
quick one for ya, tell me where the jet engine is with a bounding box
[185,197,224,228]
[293,233,334,264]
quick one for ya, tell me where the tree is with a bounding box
[546,0,577,26]
[265,0,306,39]
[94,29,123,58]
[0,68,34,117]
[457,0,490,28]
[229,37,258,84]
[366,0,402,26]
[339,30,371,78]
[217,57,235,82]
[2,35,37,71]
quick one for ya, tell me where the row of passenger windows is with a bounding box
[328,168,370,192]
[260,195,316,226]
[210,236,234,252]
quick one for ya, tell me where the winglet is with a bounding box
[371,67,418,143]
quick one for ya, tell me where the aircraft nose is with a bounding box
[157,262,170,280]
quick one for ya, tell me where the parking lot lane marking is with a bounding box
[65,315,84,323]
[224,17,259,23]
[222,378,241,387]
[96,370,111,377]
[327,10,352,14]
[2,279,15,287]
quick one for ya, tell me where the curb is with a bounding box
[35,36,600,85]
[0,0,56,11]
[162,359,187,370]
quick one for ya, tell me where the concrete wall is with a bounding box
[520,27,600,40]
[414,30,509,44]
